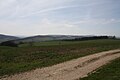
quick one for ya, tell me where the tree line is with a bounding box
[63,36,116,41]
[0,36,116,47]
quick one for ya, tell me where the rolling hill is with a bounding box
[14,35,83,43]
[0,34,20,43]
[0,34,114,44]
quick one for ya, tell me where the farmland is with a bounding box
[0,39,120,77]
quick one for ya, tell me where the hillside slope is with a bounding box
[0,34,19,43]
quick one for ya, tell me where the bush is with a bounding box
[0,41,18,47]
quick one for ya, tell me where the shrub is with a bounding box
[0,41,18,47]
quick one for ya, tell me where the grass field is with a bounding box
[0,39,120,77]
[80,57,120,80]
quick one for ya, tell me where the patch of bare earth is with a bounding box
[1,49,120,80]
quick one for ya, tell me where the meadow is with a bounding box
[80,57,120,80]
[0,39,120,77]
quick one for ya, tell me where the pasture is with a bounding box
[0,39,120,77]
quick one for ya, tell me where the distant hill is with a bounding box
[0,34,20,43]
[13,35,115,43]
[0,34,115,44]
[14,35,83,43]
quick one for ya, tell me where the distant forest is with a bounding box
[63,36,116,41]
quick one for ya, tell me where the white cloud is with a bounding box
[0,18,120,36]
[0,0,74,18]
[0,18,78,35]
[0,0,104,18]
[72,19,120,25]
[20,5,80,18]
[34,18,76,29]
[0,0,120,36]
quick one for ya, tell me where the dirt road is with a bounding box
[1,49,120,80]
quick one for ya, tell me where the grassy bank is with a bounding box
[0,39,120,77]
[80,57,120,80]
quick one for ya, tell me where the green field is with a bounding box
[80,57,120,80]
[0,39,120,77]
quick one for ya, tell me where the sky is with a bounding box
[0,0,120,36]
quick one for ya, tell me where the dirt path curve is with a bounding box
[1,49,120,80]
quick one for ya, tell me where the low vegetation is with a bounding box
[0,39,120,77]
[80,57,120,80]
[0,41,18,47]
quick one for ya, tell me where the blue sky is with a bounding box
[0,0,120,36]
